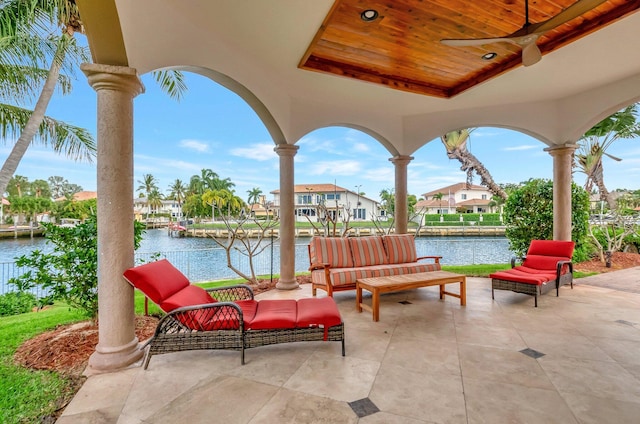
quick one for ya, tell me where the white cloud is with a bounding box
[179,139,210,153]
[502,145,539,151]
[309,160,361,176]
[229,142,277,161]
[352,142,370,153]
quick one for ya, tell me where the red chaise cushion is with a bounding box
[248,299,297,330]
[123,259,190,305]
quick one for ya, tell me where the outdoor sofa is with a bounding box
[490,239,575,307]
[308,234,442,296]
[123,259,344,368]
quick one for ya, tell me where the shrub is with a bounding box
[503,178,590,260]
[0,292,37,316]
[8,215,145,320]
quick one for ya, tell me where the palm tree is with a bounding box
[189,168,219,195]
[379,188,395,216]
[0,0,188,198]
[202,189,227,219]
[440,129,507,200]
[0,0,95,197]
[137,174,158,219]
[576,104,640,210]
[432,192,444,214]
[147,188,163,216]
[488,194,506,215]
[246,187,262,205]
[167,179,187,220]
[212,176,235,191]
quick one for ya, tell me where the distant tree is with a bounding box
[487,195,505,213]
[379,188,395,216]
[31,179,51,198]
[433,192,444,214]
[246,187,262,205]
[147,188,164,215]
[137,173,158,219]
[7,175,29,197]
[189,168,218,195]
[211,176,235,191]
[441,129,507,200]
[48,175,66,198]
[167,179,187,220]
[407,194,417,216]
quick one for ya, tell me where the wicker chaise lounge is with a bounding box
[490,240,575,307]
[123,259,345,368]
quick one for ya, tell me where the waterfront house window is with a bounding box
[481,194,487,200]
[461,194,467,200]
[353,208,366,220]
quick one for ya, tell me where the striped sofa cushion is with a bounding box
[383,234,417,264]
[311,266,380,287]
[349,236,387,267]
[308,237,354,268]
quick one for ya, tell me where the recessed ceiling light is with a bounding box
[360,9,378,22]
[482,52,498,60]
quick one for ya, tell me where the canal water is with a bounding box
[0,229,514,290]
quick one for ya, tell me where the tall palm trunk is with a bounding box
[0,39,65,197]
[441,130,507,200]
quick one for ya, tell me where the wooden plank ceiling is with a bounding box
[299,0,639,98]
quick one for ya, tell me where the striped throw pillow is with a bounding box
[383,234,417,264]
[308,237,354,268]
[349,236,387,266]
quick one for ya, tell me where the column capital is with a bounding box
[274,143,299,157]
[544,143,578,157]
[81,63,145,96]
[389,155,414,166]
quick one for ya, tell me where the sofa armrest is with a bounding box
[417,256,442,264]
[207,284,254,301]
[309,262,331,272]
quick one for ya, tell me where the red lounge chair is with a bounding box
[490,240,575,307]
[123,259,344,368]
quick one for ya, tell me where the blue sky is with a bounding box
[4,68,640,203]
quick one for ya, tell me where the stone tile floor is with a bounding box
[57,268,640,423]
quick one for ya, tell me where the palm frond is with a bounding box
[0,102,95,161]
[152,69,187,101]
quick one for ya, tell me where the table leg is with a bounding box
[439,284,444,300]
[356,284,363,312]
[371,289,380,322]
[460,277,466,306]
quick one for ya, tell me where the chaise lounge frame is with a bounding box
[138,284,344,369]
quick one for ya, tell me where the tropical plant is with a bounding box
[0,0,187,199]
[432,192,444,214]
[137,173,158,219]
[0,0,95,198]
[503,178,590,261]
[8,214,145,320]
[576,104,640,210]
[379,188,394,216]
[189,168,219,195]
[487,194,505,214]
[246,187,262,205]
[167,178,187,220]
[440,129,507,200]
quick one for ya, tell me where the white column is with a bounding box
[82,64,144,373]
[274,144,299,290]
[546,144,577,241]
[390,155,413,234]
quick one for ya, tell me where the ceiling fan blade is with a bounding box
[521,43,542,66]
[440,37,514,47]
[532,0,609,33]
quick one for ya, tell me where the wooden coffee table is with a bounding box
[356,271,466,321]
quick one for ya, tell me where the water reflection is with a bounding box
[0,229,514,284]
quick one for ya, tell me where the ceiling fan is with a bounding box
[440,0,608,67]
